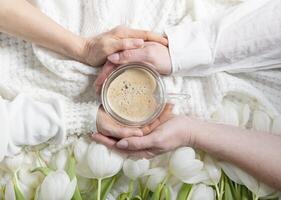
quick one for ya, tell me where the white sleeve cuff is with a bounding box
[165,21,213,76]
[64,100,100,136]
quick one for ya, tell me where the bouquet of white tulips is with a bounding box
[0,99,280,200]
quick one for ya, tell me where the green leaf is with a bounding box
[14,184,25,200]
[66,155,82,200]
[30,167,52,176]
[176,183,192,200]
[223,178,235,200]
[132,195,143,200]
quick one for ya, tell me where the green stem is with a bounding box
[128,179,134,198]
[215,183,222,200]
[253,194,259,200]
[97,178,102,200]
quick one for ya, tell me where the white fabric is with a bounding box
[166,0,281,76]
[0,0,280,160]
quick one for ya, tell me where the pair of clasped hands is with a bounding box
[82,26,192,158]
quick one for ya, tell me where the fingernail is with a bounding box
[117,140,128,149]
[108,53,120,62]
[134,39,144,47]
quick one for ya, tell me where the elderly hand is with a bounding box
[78,26,168,67]
[91,105,194,158]
[94,41,172,94]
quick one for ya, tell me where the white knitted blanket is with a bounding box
[0,0,280,131]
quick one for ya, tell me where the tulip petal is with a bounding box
[218,162,242,184]
[190,184,215,200]
[5,181,16,200]
[272,116,281,135]
[182,170,209,184]
[203,155,221,185]
[63,177,77,200]
[252,110,271,132]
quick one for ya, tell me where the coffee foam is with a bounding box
[107,68,157,122]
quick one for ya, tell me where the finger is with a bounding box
[119,27,168,46]
[91,133,117,147]
[94,61,116,94]
[141,103,174,135]
[110,38,144,53]
[116,133,156,150]
[91,133,154,158]
[107,48,148,64]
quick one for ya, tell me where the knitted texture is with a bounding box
[0,0,280,137]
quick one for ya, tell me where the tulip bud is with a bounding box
[86,143,124,179]
[37,170,77,200]
[203,155,221,185]
[143,168,168,192]
[190,184,215,200]
[50,149,68,170]
[123,158,150,180]
[169,147,204,184]
[0,153,25,173]
[252,110,271,132]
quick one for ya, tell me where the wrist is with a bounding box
[182,116,208,148]
[65,35,87,63]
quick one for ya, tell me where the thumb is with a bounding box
[94,61,116,94]
[116,133,156,150]
[107,48,148,65]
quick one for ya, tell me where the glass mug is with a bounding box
[101,62,190,127]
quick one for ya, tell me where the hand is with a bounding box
[94,42,172,94]
[91,105,192,158]
[96,106,143,139]
[78,26,168,67]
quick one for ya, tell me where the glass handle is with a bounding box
[166,92,190,102]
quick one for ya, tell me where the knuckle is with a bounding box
[144,47,154,61]
[112,25,126,34]
[121,50,132,60]
[121,40,129,49]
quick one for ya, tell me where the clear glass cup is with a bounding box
[101,62,190,127]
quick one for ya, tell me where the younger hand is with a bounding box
[95,42,172,94]
[92,106,192,158]
[78,26,168,67]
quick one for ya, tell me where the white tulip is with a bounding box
[211,101,239,126]
[75,141,124,180]
[272,116,281,135]
[252,110,271,132]
[37,170,77,200]
[219,162,275,198]
[110,174,131,199]
[0,153,25,173]
[73,137,90,163]
[144,168,168,192]
[50,149,69,170]
[169,147,204,184]
[218,161,242,184]
[87,143,124,179]
[17,166,43,199]
[190,184,215,200]
[77,176,92,193]
[203,155,221,185]
[123,158,150,180]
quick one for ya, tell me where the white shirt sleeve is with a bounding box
[0,94,99,161]
[165,0,281,76]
